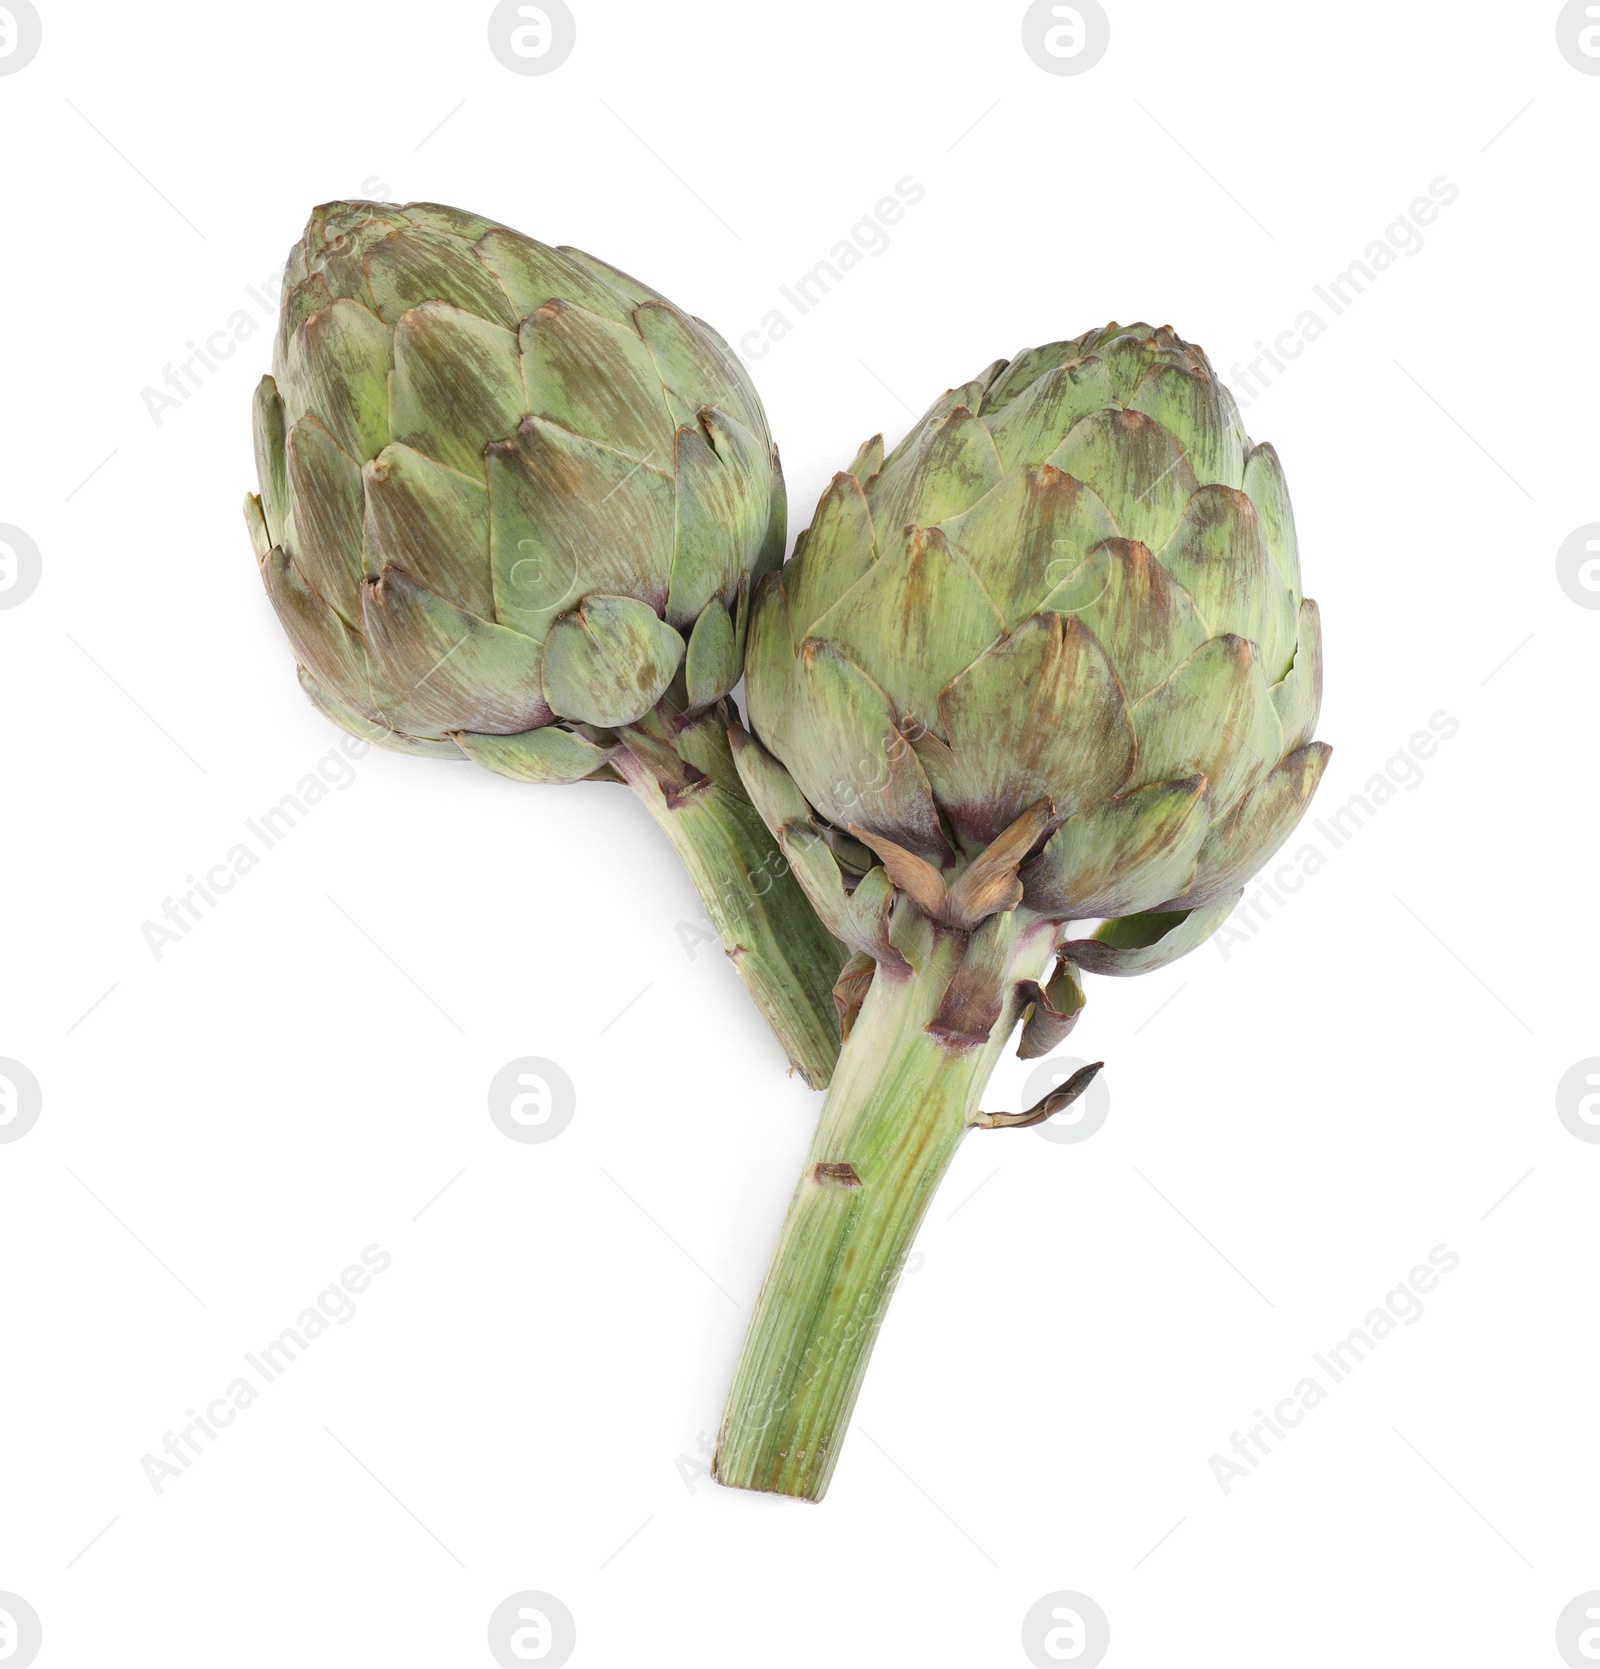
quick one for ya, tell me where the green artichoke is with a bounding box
[715,323,1329,1498]
[244,201,844,1084]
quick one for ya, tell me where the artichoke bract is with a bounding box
[245,201,844,1085]
[716,323,1329,1498]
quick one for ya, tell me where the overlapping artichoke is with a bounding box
[244,202,845,1086]
[740,321,1328,1011]
[246,199,784,773]
[715,325,1330,1499]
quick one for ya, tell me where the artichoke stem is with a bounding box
[714,927,1045,1500]
[614,732,846,1090]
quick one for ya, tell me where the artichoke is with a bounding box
[715,323,1329,1498]
[244,201,844,1085]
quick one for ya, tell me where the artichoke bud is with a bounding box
[246,200,784,771]
[742,322,1329,985]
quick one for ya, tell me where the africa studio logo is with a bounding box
[1557,525,1600,609]
[1558,1592,1600,1667]
[1557,0,1600,73]
[0,1592,42,1668]
[0,1,42,75]
[487,1591,576,1667]
[487,1058,576,1143]
[0,1059,42,1144]
[0,526,40,609]
[1020,0,1110,75]
[1021,1591,1110,1667]
[1557,1059,1600,1143]
[487,0,576,74]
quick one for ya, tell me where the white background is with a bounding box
[1,1,1595,1664]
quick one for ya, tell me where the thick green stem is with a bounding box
[714,924,1047,1499]
[616,717,846,1090]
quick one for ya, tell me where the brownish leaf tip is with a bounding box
[832,953,874,1043]
[975,1060,1104,1129]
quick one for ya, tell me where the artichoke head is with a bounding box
[246,200,784,779]
[741,323,1329,996]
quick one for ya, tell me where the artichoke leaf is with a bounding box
[846,825,947,921]
[1066,891,1243,976]
[282,297,394,464]
[846,434,884,483]
[683,596,738,712]
[1095,330,1189,405]
[940,465,1118,632]
[1021,776,1210,920]
[756,447,786,584]
[474,227,637,325]
[243,493,272,561]
[1016,959,1087,1059]
[728,732,906,967]
[453,724,614,784]
[283,416,366,625]
[972,356,1010,393]
[298,667,462,758]
[666,412,768,627]
[261,547,370,698]
[774,639,948,862]
[635,300,769,447]
[741,573,793,745]
[252,376,290,546]
[984,357,1118,473]
[489,418,676,632]
[1128,360,1248,489]
[364,226,519,328]
[976,1060,1104,1127]
[540,593,684,728]
[519,299,676,461]
[555,245,669,309]
[930,378,992,424]
[1047,407,1198,551]
[833,951,876,1042]
[364,443,493,619]
[1243,442,1301,602]
[867,405,1004,538]
[1041,537,1211,706]
[272,273,334,384]
[302,233,380,319]
[1157,485,1297,682]
[784,471,878,643]
[929,910,1012,1045]
[808,526,1007,729]
[390,301,526,478]
[1160,742,1330,909]
[1130,634,1284,818]
[728,723,814,830]
[979,341,1084,413]
[401,202,503,241]
[362,565,551,735]
[920,612,1135,850]
[787,831,903,966]
[943,798,1055,930]
[1271,599,1324,753]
